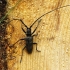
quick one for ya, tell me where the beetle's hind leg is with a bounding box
[20,46,25,63]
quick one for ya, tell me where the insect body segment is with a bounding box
[25,36,33,53]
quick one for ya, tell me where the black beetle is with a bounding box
[9,18,41,62]
[9,5,70,62]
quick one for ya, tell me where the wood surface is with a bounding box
[6,0,70,70]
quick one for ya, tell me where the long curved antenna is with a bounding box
[32,19,42,34]
[13,19,28,28]
[30,5,70,28]
[0,0,22,23]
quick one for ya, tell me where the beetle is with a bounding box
[9,5,70,63]
[10,18,41,62]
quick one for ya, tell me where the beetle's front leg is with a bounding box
[32,33,38,37]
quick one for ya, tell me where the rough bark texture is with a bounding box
[6,0,70,70]
[0,0,8,70]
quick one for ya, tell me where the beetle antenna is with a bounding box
[30,5,70,28]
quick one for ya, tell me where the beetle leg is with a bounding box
[22,28,26,33]
[33,43,41,52]
[9,38,26,48]
[32,33,38,37]
[31,19,42,34]
[20,46,25,63]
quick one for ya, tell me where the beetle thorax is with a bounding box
[26,28,31,36]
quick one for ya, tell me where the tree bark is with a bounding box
[6,0,70,70]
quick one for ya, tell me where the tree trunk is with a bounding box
[6,0,70,70]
